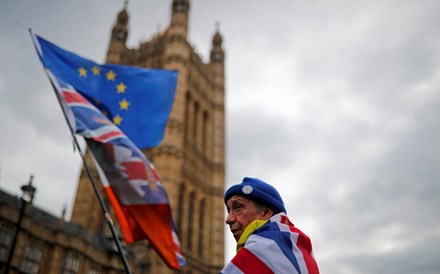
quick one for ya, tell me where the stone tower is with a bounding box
[70,0,226,273]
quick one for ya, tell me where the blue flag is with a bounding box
[32,34,178,149]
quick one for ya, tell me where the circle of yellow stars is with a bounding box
[77,65,130,126]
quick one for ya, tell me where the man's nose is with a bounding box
[225,211,235,224]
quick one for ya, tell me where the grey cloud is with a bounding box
[1,1,440,273]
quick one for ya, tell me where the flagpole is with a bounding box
[49,76,133,274]
[30,30,133,274]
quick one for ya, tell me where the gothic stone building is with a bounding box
[0,189,131,274]
[0,0,226,273]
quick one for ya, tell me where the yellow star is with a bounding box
[92,65,100,75]
[113,114,122,125]
[119,99,130,110]
[116,82,127,93]
[106,70,116,81]
[78,67,87,77]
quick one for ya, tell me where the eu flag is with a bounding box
[33,34,178,149]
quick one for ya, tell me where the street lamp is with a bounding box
[3,175,36,274]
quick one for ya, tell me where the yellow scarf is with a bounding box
[236,219,268,252]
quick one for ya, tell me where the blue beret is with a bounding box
[224,177,286,214]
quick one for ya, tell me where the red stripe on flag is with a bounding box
[62,90,89,104]
[288,222,320,274]
[297,234,320,274]
[104,186,137,243]
[94,130,125,143]
[105,187,181,269]
[102,143,115,162]
[124,204,180,269]
[120,161,148,180]
[232,248,274,274]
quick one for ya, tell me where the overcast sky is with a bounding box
[1,0,440,273]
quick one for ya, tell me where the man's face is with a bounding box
[225,195,265,242]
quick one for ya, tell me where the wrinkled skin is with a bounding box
[225,195,273,242]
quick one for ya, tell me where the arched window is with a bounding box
[198,199,206,256]
[184,92,191,138]
[193,102,200,146]
[187,191,196,251]
[202,111,210,153]
[177,183,186,238]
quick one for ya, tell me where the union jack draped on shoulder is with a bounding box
[221,213,319,274]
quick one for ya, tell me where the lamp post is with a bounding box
[3,175,36,274]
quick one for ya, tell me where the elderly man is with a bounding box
[221,177,320,274]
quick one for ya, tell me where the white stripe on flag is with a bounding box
[275,221,311,274]
[80,124,122,141]
[246,234,300,274]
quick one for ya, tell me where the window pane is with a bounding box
[20,243,42,274]
[60,251,80,274]
[0,223,13,259]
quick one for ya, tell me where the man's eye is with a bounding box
[232,205,243,211]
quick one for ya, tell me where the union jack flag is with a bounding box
[221,213,319,274]
[45,69,185,269]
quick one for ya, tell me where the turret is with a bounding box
[106,1,129,64]
[210,23,225,64]
[169,0,190,38]
[208,23,226,270]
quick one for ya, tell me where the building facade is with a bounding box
[0,0,225,273]
[0,188,134,274]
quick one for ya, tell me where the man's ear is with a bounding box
[262,207,274,220]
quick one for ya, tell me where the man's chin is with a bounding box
[232,231,242,242]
